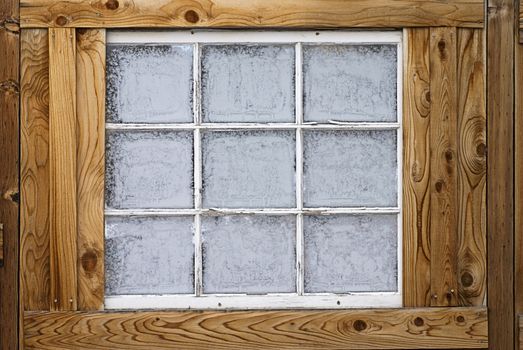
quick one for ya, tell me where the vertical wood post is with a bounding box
[0,0,20,347]
[77,28,105,310]
[48,27,78,311]
[487,0,516,348]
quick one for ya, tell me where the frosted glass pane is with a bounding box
[202,131,295,208]
[106,131,193,209]
[304,215,397,293]
[106,44,193,123]
[303,130,397,207]
[303,44,397,122]
[202,215,296,294]
[201,45,295,123]
[105,216,194,295]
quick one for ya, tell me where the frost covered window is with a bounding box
[104,31,402,309]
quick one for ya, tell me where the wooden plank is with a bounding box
[23,307,488,349]
[519,315,523,350]
[18,0,484,29]
[456,28,486,306]
[0,0,20,345]
[516,38,523,350]
[487,0,516,346]
[48,27,78,311]
[20,28,50,311]
[429,27,459,307]
[76,28,105,311]
[0,223,3,265]
[402,28,432,307]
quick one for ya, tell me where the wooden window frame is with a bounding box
[12,0,498,349]
[103,29,403,310]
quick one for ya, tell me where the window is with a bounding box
[104,31,402,309]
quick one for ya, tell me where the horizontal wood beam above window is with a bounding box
[24,307,488,349]
[19,0,484,28]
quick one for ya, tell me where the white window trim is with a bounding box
[104,30,403,310]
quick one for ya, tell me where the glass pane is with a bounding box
[304,214,397,293]
[303,44,397,122]
[106,44,193,123]
[201,45,295,123]
[202,131,295,208]
[202,215,296,294]
[106,130,193,209]
[303,130,397,207]
[105,216,194,295]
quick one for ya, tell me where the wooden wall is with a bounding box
[403,27,486,308]
[0,0,517,348]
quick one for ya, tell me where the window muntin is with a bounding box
[104,31,403,309]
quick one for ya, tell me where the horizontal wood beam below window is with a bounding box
[24,307,488,349]
[19,0,484,28]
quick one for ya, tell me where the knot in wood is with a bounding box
[106,0,119,10]
[353,319,367,332]
[424,90,431,104]
[414,317,424,327]
[435,180,444,193]
[461,271,474,287]
[3,188,19,203]
[184,10,200,23]
[55,15,69,26]
[0,16,20,33]
[0,79,19,95]
[476,142,486,157]
[445,149,453,162]
[438,39,447,60]
[81,249,98,273]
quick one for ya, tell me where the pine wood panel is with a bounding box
[456,28,486,307]
[18,0,485,29]
[487,0,516,347]
[20,28,51,311]
[429,27,459,307]
[516,35,523,350]
[76,28,105,311]
[0,0,20,346]
[48,27,78,311]
[24,307,488,349]
[403,28,432,307]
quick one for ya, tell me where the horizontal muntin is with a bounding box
[106,122,400,130]
[105,207,401,216]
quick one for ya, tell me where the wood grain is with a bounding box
[0,0,20,345]
[403,28,432,307]
[19,0,484,29]
[429,27,459,307]
[487,0,516,346]
[516,30,523,350]
[0,223,3,265]
[23,307,488,349]
[48,27,78,311]
[520,314,523,350]
[456,28,486,307]
[76,28,105,311]
[20,28,51,311]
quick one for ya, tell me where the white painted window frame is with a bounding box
[104,30,403,310]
